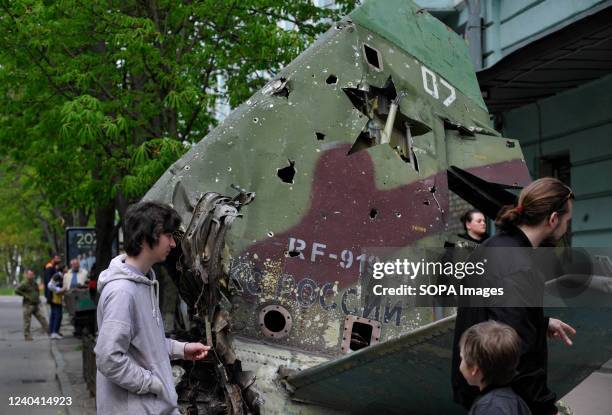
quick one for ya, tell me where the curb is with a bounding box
[50,339,76,415]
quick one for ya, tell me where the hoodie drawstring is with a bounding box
[151,279,160,327]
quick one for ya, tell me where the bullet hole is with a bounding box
[369,208,378,219]
[583,214,590,222]
[316,132,325,141]
[326,74,338,85]
[423,200,431,206]
[276,87,290,98]
[277,159,296,184]
[429,185,437,193]
[506,140,515,148]
[395,212,402,218]
[262,77,290,98]
[274,78,290,98]
[253,117,259,123]
[363,44,382,71]
[287,251,301,258]
[267,231,274,237]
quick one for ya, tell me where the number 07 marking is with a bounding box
[421,65,456,107]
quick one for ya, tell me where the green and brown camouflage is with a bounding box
[143,1,610,414]
[15,279,41,306]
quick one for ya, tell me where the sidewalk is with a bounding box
[49,312,96,415]
[562,358,612,414]
[0,296,65,415]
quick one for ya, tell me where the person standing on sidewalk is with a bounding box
[47,269,66,339]
[43,254,61,305]
[63,257,90,337]
[64,255,94,338]
[63,257,89,289]
[15,269,50,341]
[95,201,210,415]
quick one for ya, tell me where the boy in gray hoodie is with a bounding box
[95,201,210,415]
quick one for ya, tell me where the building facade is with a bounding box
[419,0,612,246]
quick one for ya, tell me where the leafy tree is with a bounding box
[0,0,357,276]
[0,162,49,285]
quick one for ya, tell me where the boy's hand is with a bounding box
[184,343,211,360]
[548,318,576,346]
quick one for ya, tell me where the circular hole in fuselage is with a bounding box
[263,309,286,333]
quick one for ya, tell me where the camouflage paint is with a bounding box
[144,0,533,411]
[351,0,486,110]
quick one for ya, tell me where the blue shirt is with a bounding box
[469,387,532,415]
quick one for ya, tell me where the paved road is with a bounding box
[0,296,66,415]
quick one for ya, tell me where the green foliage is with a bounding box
[0,0,358,262]
[0,163,49,283]
[123,138,190,198]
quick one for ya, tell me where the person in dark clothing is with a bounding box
[458,209,489,247]
[434,210,489,315]
[459,321,531,415]
[452,178,577,415]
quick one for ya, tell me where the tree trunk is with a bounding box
[37,214,61,257]
[91,201,116,280]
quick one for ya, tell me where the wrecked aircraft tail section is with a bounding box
[142,0,533,413]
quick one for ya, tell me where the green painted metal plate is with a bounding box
[351,0,486,110]
[288,279,612,414]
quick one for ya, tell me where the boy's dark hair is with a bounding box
[459,321,521,387]
[123,201,182,257]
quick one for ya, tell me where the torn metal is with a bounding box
[175,190,263,414]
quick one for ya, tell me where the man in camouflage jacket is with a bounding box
[15,269,49,341]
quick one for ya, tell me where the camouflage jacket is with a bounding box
[15,280,41,306]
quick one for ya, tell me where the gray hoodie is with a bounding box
[94,255,186,415]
